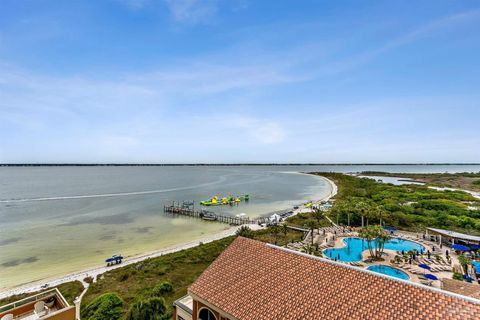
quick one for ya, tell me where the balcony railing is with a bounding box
[0,288,69,315]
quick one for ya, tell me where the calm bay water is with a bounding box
[0,164,479,289]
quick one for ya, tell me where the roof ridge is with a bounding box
[267,242,480,305]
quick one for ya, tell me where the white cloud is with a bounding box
[163,0,218,24]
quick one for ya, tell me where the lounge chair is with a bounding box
[34,301,47,316]
[420,280,433,286]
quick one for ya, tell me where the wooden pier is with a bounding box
[163,204,269,226]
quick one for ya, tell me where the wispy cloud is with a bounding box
[162,0,219,24]
[116,0,151,10]
[1,2,479,162]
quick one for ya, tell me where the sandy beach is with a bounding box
[0,175,337,300]
[0,225,249,300]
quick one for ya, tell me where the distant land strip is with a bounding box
[1,163,480,167]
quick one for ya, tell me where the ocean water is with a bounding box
[0,164,479,289]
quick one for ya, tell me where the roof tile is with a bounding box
[189,237,480,320]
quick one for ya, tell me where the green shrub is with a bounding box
[235,225,254,238]
[81,293,124,320]
[152,281,173,296]
[452,273,464,281]
[126,297,169,320]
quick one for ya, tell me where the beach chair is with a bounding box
[34,301,47,316]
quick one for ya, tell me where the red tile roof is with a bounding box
[189,237,480,320]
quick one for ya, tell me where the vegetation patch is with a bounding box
[253,226,304,246]
[82,293,124,320]
[285,210,331,229]
[313,172,480,234]
[81,237,235,318]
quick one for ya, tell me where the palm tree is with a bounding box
[375,227,391,258]
[370,204,387,226]
[458,254,470,275]
[305,220,318,246]
[301,244,322,256]
[281,223,289,240]
[355,201,369,227]
[359,225,391,259]
[270,224,281,245]
[312,207,323,225]
[236,225,254,239]
[359,226,376,258]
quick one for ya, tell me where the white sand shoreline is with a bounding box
[0,174,337,300]
[0,225,245,299]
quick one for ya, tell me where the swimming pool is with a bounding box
[471,261,480,273]
[324,237,425,262]
[367,265,410,280]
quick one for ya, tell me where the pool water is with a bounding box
[324,237,425,262]
[471,261,480,273]
[367,265,410,280]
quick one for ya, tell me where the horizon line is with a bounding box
[1,163,480,167]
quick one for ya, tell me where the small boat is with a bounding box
[200,212,217,221]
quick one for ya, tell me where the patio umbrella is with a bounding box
[463,274,475,283]
[424,274,438,281]
[451,244,470,251]
[418,264,430,274]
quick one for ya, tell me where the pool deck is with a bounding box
[288,225,479,295]
[326,233,464,289]
[297,227,474,291]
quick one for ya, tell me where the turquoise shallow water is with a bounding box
[367,265,410,280]
[324,237,425,262]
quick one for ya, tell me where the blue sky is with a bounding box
[0,0,479,163]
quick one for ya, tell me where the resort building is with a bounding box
[173,237,480,320]
[0,288,76,320]
[426,227,480,246]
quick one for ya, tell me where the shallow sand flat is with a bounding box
[0,168,333,292]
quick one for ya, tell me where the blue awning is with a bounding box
[383,227,397,232]
[451,244,470,251]
[470,245,480,250]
